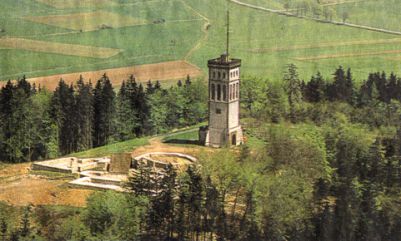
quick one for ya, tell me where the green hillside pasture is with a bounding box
[24,11,147,31]
[0,0,204,81]
[35,0,118,9]
[234,0,286,10]
[184,0,401,82]
[0,37,121,58]
[332,0,401,32]
[0,20,203,80]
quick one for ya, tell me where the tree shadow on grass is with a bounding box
[163,139,201,146]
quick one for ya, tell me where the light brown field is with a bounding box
[35,0,117,9]
[294,49,401,61]
[0,163,92,207]
[248,38,401,53]
[24,11,147,31]
[0,60,202,91]
[0,37,122,58]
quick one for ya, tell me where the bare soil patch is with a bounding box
[0,37,121,58]
[24,11,147,31]
[294,49,401,61]
[0,60,202,91]
[0,163,92,207]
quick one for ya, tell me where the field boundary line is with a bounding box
[293,49,401,61]
[247,38,401,53]
[230,0,401,36]
[179,0,211,61]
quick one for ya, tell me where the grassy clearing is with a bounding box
[70,137,150,158]
[24,11,147,31]
[0,37,122,58]
[163,129,199,144]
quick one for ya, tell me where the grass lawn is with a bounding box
[163,129,200,145]
[70,137,150,158]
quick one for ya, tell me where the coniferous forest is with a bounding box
[3,65,401,240]
[0,75,207,162]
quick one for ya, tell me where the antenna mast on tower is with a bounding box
[226,8,230,61]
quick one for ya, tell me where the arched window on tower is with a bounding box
[236,83,239,98]
[223,84,227,101]
[211,84,215,100]
[218,72,221,79]
[223,72,226,79]
[233,84,236,99]
[217,84,221,100]
[230,84,233,100]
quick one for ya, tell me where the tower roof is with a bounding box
[208,54,241,68]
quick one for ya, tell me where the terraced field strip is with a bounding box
[294,49,401,61]
[248,38,401,53]
[0,60,202,91]
[24,11,147,31]
[35,0,117,9]
[0,37,122,58]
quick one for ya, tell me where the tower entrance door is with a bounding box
[231,133,237,146]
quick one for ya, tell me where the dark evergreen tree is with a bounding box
[283,63,303,123]
[146,80,154,95]
[0,78,35,162]
[204,176,219,240]
[19,206,31,237]
[304,72,326,102]
[75,76,94,151]
[387,72,398,101]
[314,203,333,241]
[239,190,261,241]
[127,161,152,196]
[187,166,203,240]
[93,74,115,147]
[0,218,7,241]
[51,80,77,155]
[116,79,138,140]
[331,66,354,103]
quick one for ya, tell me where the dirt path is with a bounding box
[180,0,211,61]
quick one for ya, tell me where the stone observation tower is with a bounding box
[199,10,243,147]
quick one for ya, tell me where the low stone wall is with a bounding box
[134,152,197,163]
[31,163,71,174]
[69,177,125,191]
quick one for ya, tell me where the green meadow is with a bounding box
[1,0,401,82]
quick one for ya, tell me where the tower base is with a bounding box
[199,126,243,148]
